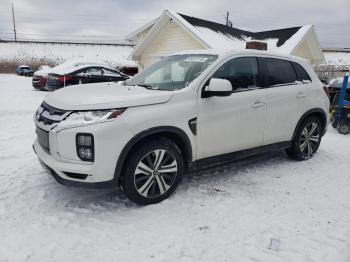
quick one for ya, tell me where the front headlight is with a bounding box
[59,108,126,128]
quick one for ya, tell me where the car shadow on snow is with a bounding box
[43,149,292,210]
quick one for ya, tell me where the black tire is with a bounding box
[285,116,322,161]
[121,138,184,205]
[338,121,350,135]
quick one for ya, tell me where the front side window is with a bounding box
[265,58,298,86]
[125,54,217,91]
[212,57,259,91]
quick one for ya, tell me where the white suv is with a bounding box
[33,49,330,205]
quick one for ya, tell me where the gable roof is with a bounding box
[128,10,324,63]
[179,13,304,48]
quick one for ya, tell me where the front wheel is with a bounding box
[285,117,322,160]
[121,138,183,205]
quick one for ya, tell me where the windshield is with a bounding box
[125,54,217,91]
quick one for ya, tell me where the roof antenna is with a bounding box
[224,11,232,27]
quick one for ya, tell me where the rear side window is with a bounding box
[213,57,259,91]
[102,68,121,77]
[265,58,298,86]
[293,62,312,83]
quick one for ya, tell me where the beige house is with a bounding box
[126,10,325,69]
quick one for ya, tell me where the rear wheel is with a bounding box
[121,138,183,205]
[285,117,322,160]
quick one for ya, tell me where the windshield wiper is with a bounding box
[136,84,153,89]
[126,84,155,89]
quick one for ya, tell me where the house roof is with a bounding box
[179,13,303,48]
[128,10,325,63]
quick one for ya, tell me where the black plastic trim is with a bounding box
[188,118,197,135]
[189,141,291,171]
[202,89,232,98]
[40,160,116,189]
[114,126,193,183]
[63,172,88,180]
[76,133,95,162]
[292,108,328,139]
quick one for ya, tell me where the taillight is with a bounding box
[57,75,72,82]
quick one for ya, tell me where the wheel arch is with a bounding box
[292,108,328,141]
[114,126,193,184]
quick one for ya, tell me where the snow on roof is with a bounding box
[125,18,158,41]
[129,10,312,56]
[51,61,117,75]
[323,51,350,65]
[176,13,312,53]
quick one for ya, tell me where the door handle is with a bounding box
[251,101,266,108]
[296,91,306,98]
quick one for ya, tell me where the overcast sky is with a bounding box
[0,0,349,48]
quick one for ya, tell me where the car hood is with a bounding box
[44,82,174,110]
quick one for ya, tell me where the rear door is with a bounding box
[262,58,307,144]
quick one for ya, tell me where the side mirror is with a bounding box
[202,78,233,98]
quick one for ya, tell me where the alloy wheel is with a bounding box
[134,149,178,198]
[299,122,320,157]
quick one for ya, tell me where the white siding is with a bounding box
[291,29,325,65]
[135,28,152,44]
[139,21,206,68]
[292,41,312,62]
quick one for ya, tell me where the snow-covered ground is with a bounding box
[0,74,350,262]
[0,42,136,68]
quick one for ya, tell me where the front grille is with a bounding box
[36,127,50,153]
[35,102,70,130]
[35,102,71,152]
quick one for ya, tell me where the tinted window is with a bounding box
[102,68,121,77]
[293,62,311,82]
[265,58,298,86]
[75,68,103,77]
[85,68,103,76]
[213,57,259,91]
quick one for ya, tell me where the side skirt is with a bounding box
[187,141,291,172]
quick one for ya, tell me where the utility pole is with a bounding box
[11,2,17,41]
[225,12,229,26]
[224,11,232,27]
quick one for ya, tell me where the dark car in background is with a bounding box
[32,67,52,90]
[46,64,129,91]
[16,65,34,76]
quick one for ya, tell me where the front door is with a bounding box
[196,57,267,159]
